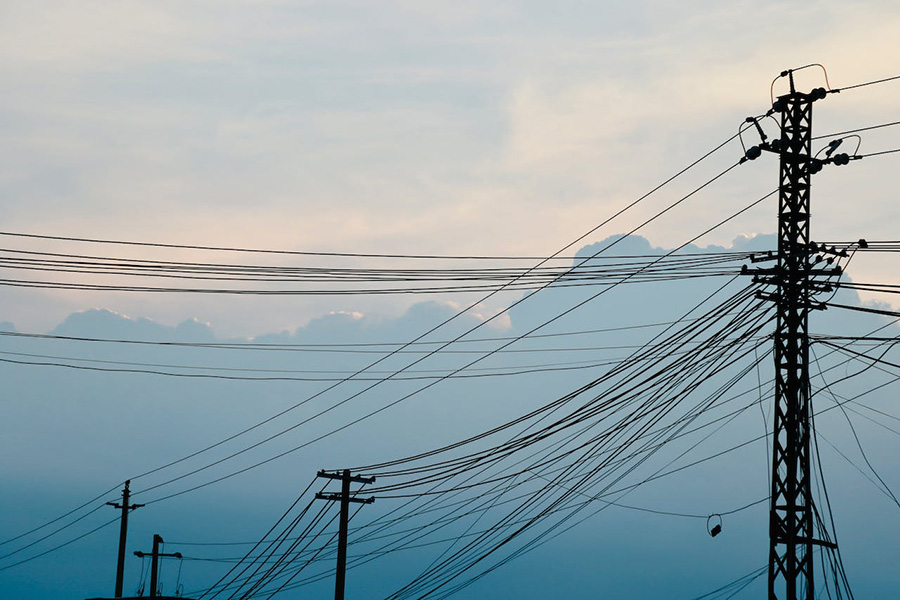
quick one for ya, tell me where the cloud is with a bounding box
[1,0,899,334]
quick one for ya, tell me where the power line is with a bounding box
[142,342,900,596]
[334,296,776,600]
[0,231,587,260]
[825,301,900,318]
[854,147,900,159]
[6,68,900,597]
[2,348,759,383]
[3,136,750,553]
[0,314,749,349]
[132,182,769,507]
[812,119,900,140]
[0,515,120,572]
[131,163,755,494]
[0,271,743,296]
[834,73,900,92]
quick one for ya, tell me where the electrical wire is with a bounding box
[834,74,900,92]
[125,169,763,506]
[812,119,900,140]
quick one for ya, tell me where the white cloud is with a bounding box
[1,0,899,334]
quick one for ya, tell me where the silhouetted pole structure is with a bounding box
[768,74,818,600]
[747,70,841,600]
[134,534,182,598]
[315,469,375,600]
[105,480,143,598]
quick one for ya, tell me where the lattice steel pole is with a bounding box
[766,72,825,600]
[744,71,846,597]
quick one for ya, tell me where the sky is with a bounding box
[1,0,899,337]
[1,1,900,598]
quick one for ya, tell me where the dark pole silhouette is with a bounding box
[105,480,143,598]
[746,68,842,600]
[134,534,182,598]
[315,469,375,600]
[769,73,817,600]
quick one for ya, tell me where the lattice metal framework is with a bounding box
[767,89,816,600]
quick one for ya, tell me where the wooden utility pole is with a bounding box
[105,480,143,598]
[315,469,375,600]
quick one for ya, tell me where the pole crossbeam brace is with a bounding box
[315,469,375,600]
[315,492,376,504]
[317,469,376,485]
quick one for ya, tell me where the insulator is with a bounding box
[745,146,762,161]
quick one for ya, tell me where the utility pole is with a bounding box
[105,480,144,598]
[134,534,182,598]
[745,69,845,600]
[315,469,375,600]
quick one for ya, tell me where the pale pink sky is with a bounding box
[1,0,898,336]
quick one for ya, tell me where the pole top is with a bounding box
[317,469,376,484]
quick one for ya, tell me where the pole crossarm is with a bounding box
[315,469,375,600]
[317,469,375,484]
[132,550,184,558]
[105,501,146,510]
[315,492,375,504]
